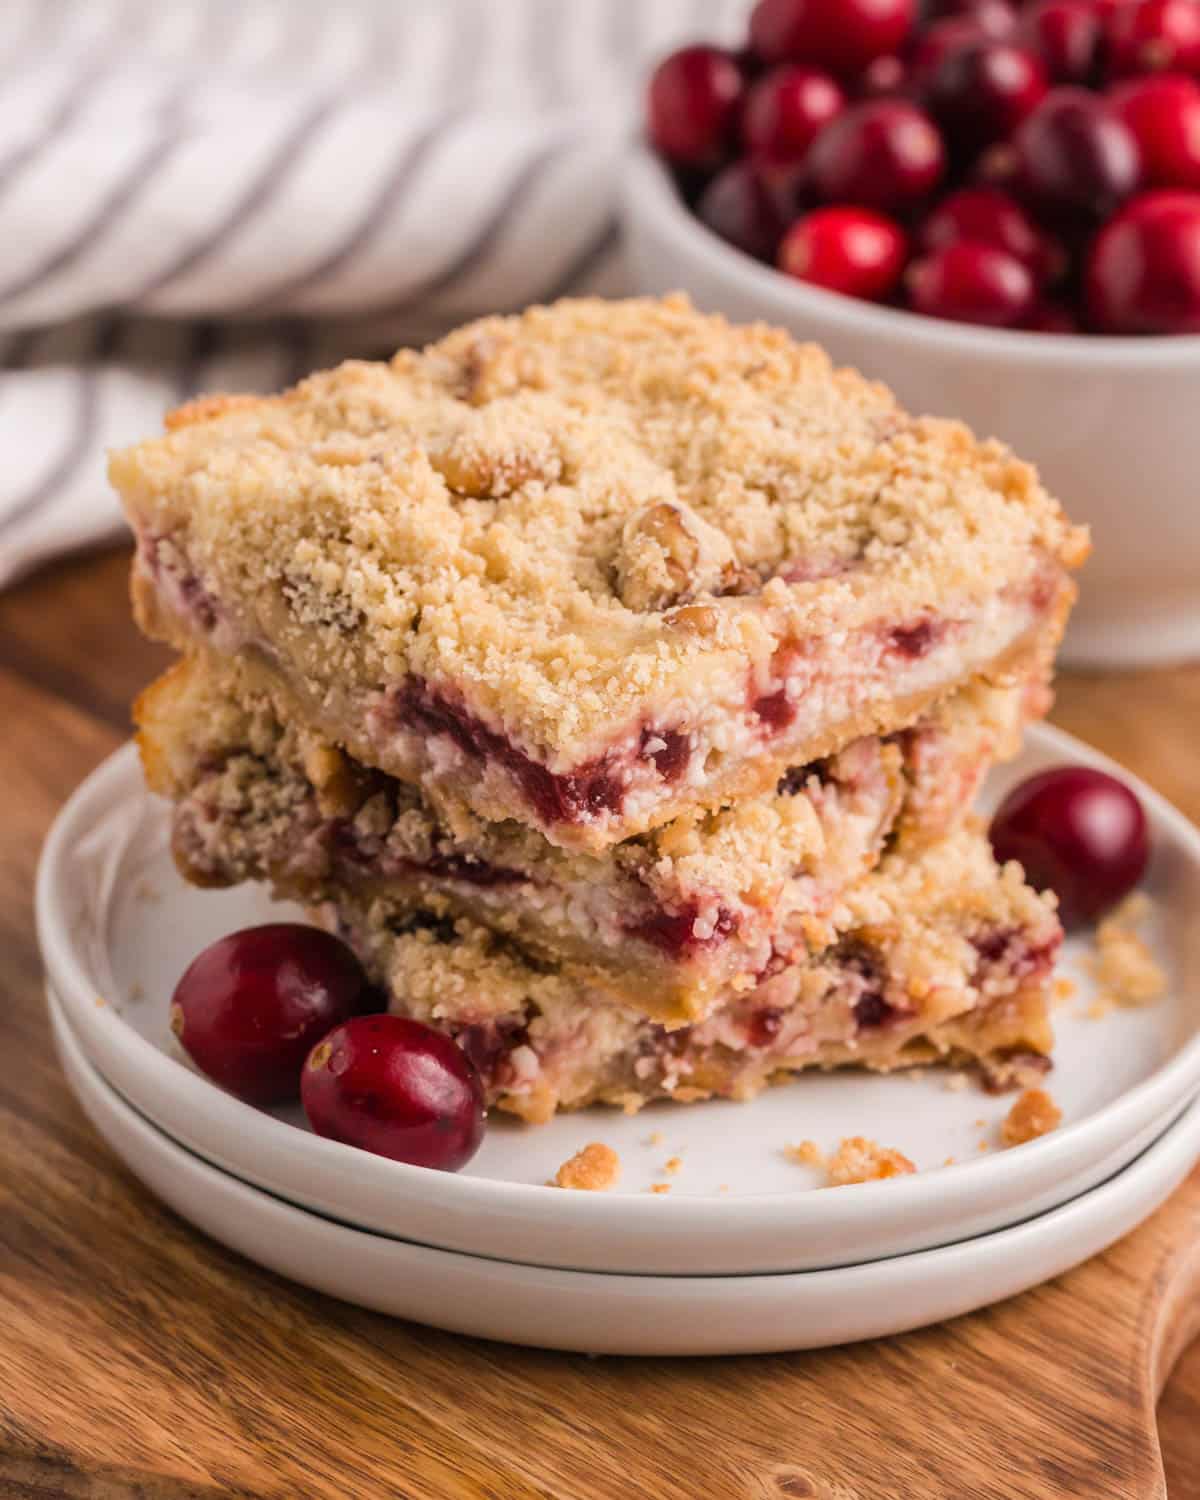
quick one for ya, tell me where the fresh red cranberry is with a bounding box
[779,205,909,298]
[906,241,1037,323]
[989,766,1149,927]
[302,1014,486,1171]
[924,41,1049,154]
[911,17,995,81]
[170,924,369,1106]
[859,54,910,96]
[741,64,846,157]
[1086,187,1200,329]
[1013,88,1142,221]
[749,0,917,75]
[808,100,946,209]
[916,187,1054,279]
[1021,0,1103,83]
[1023,297,1082,329]
[697,158,793,259]
[1106,0,1200,79]
[1111,73,1200,187]
[646,45,745,167]
[928,0,1017,36]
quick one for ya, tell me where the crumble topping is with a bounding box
[1001,1087,1062,1146]
[827,1137,917,1185]
[115,295,1084,847]
[553,1142,620,1190]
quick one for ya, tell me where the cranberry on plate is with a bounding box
[302,1014,486,1172]
[906,240,1038,323]
[989,766,1149,927]
[1086,187,1200,330]
[1110,73,1200,189]
[808,99,947,208]
[741,64,847,157]
[928,0,1017,37]
[647,45,745,167]
[779,205,909,297]
[170,924,369,1106]
[749,0,916,76]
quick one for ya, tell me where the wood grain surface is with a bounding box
[1,546,1199,1499]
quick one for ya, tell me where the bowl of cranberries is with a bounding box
[624,0,1200,666]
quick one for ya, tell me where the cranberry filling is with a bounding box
[753,687,796,731]
[641,725,691,782]
[889,618,943,658]
[971,926,1061,982]
[853,991,898,1029]
[777,757,831,796]
[745,1006,784,1047]
[627,902,738,958]
[394,679,625,827]
[453,1016,532,1082]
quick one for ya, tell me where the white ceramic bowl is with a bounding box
[621,147,1200,668]
[37,727,1200,1276]
[50,991,1200,1356]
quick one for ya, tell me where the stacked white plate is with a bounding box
[38,725,1200,1355]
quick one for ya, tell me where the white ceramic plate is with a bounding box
[50,992,1200,1356]
[38,726,1200,1276]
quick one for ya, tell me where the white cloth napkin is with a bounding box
[0,0,748,588]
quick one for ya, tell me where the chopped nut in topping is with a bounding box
[553,1142,620,1191]
[1001,1087,1062,1147]
[827,1136,916,1186]
[613,500,737,613]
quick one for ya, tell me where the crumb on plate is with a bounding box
[644,1130,664,1148]
[553,1142,620,1191]
[1085,893,1167,1012]
[663,1155,683,1174]
[784,1140,826,1167]
[1001,1087,1062,1147]
[944,1071,969,1093]
[650,1182,671,1194]
[827,1136,916,1186]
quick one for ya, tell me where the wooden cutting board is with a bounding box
[1,547,1199,1500]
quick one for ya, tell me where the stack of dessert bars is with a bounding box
[116,296,1087,1123]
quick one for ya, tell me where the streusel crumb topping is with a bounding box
[112,295,1085,758]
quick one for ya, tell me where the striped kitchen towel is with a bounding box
[0,0,747,588]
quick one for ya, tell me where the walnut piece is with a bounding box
[614,500,736,612]
[1002,1087,1062,1146]
[827,1136,916,1186]
[553,1142,620,1191]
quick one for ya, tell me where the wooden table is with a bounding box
[2,546,1199,1498]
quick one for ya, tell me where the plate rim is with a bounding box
[49,988,1200,1355]
[36,725,1200,1245]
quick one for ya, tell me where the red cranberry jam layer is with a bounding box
[112,295,1087,854]
[138,654,1045,1024]
[315,823,1061,1123]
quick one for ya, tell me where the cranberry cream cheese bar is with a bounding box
[137,652,1045,1022]
[113,295,1086,853]
[318,825,1062,1122]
